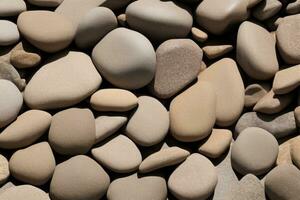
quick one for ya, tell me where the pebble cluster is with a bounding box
[0,0,300,200]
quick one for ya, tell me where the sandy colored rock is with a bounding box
[203,45,233,59]
[9,142,56,185]
[244,83,271,107]
[49,108,95,155]
[235,111,297,138]
[76,7,117,49]
[50,155,110,200]
[0,185,50,200]
[198,129,232,158]
[0,110,51,149]
[196,0,260,35]
[92,135,142,173]
[198,58,244,126]
[90,89,138,112]
[253,90,293,114]
[237,21,279,80]
[290,136,300,169]
[92,28,155,89]
[272,64,300,94]
[191,27,208,42]
[95,116,127,143]
[0,62,26,91]
[107,173,167,200]
[0,182,15,194]
[170,81,216,142]
[27,0,63,7]
[17,11,76,53]
[295,106,300,127]
[0,0,26,17]
[168,153,217,200]
[126,96,169,146]
[0,80,23,128]
[276,14,300,64]
[277,137,294,166]
[24,51,101,109]
[231,127,278,175]
[152,39,203,99]
[253,0,282,20]
[0,20,19,46]
[0,155,9,185]
[286,0,300,14]
[117,13,126,26]
[139,147,190,173]
[265,164,300,200]
[126,0,193,41]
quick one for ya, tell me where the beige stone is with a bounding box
[290,136,300,169]
[0,0,26,17]
[0,62,26,91]
[253,0,282,20]
[198,58,244,126]
[139,147,190,173]
[17,11,76,53]
[117,13,126,26]
[244,83,271,107]
[198,129,232,158]
[0,155,9,185]
[0,185,50,200]
[0,110,51,149]
[295,106,300,127]
[0,20,20,46]
[286,0,300,14]
[90,89,138,112]
[277,137,293,166]
[203,45,233,59]
[170,81,216,142]
[272,65,300,94]
[191,27,208,42]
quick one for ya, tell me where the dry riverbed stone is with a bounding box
[126,96,169,146]
[152,39,203,99]
[0,110,51,149]
[92,135,142,173]
[231,127,278,175]
[17,11,76,53]
[50,155,110,200]
[244,83,270,107]
[0,20,19,46]
[107,173,167,200]
[0,185,50,200]
[9,142,56,186]
[24,51,101,109]
[168,153,218,200]
[0,155,9,185]
[0,62,26,91]
[290,136,300,169]
[92,28,156,89]
[0,0,26,17]
[48,108,95,155]
[139,146,190,173]
[90,89,138,112]
[126,0,193,41]
[0,79,23,128]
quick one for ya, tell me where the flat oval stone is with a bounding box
[272,64,300,94]
[231,127,278,175]
[276,14,300,64]
[0,62,26,91]
[191,27,208,42]
[0,80,23,128]
[203,45,233,60]
[107,173,167,200]
[27,0,63,7]
[126,0,193,41]
[76,7,117,49]
[265,164,300,200]
[139,147,190,173]
[95,116,127,143]
[0,110,51,149]
[9,142,56,186]
[0,0,26,17]
[126,96,169,146]
[152,39,203,99]
[17,11,76,53]
[244,83,270,107]
[92,135,142,173]
[92,28,156,89]
[24,51,101,110]
[50,155,110,200]
[168,153,218,200]
[235,111,297,138]
[90,89,138,112]
[253,90,293,114]
[198,58,244,126]
[0,185,50,200]
[0,155,9,185]
[170,81,216,142]
[237,21,279,80]
[48,108,95,155]
[290,136,300,169]
[198,129,232,158]
[0,20,19,46]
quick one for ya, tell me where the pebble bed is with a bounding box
[0,0,300,200]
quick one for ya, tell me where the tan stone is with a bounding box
[191,27,208,42]
[0,185,50,200]
[244,83,271,107]
[0,155,9,185]
[203,45,233,59]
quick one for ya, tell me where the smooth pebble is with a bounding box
[0,0,26,17]
[244,83,271,107]
[0,20,20,46]
[0,185,50,200]
[0,155,9,185]
[0,62,26,91]
[203,45,233,59]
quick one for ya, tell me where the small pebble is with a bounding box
[117,13,127,26]
[191,27,208,42]
[203,45,233,59]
